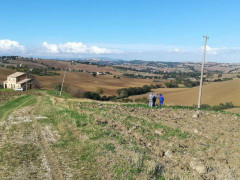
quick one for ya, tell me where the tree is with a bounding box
[54,84,61,91]
[92,72,97,77]
[54,84,68,93]
[83,91,100,100]
[164,81,179,88]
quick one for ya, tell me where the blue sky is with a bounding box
[1,0,240,62]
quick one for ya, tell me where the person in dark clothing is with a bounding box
[159,94,164,106]
[152,94,157,106]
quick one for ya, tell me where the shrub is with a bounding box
[183,80,200,87]
[117,85,154,98]
[83,91,100,100]
[164,81,179,88]
[54,84,68,92]
[212,103,225,111]
[212,102,234,110]
[213,79,222,82]
[224,102,234,109]
[199,102,234,110]
[223,78,233,81]
[200,104,211,109]
[92,72,97,77]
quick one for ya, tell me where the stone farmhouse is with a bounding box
[3,72,39,90]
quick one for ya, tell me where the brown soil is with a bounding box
[130,78,240,106]
[0,94,240,179]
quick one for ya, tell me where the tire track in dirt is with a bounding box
[30,97,64,180]
[0,96,65,180]
[33,123,64,180]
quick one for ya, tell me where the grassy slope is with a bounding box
[0,95,37,121]
[0,92,239,179]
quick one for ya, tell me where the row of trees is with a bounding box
[200,102,234,111]
[117,84,162,98]
[123,73,161,79]
[183,80,200,88]
[58,83,162,101]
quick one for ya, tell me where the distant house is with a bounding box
[167,78,176,81]
[3,72,39,90]
[1,56,22,60]
[184,77,197,82]
[97,72,105,75]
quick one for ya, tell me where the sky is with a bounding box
[1,0,240,62]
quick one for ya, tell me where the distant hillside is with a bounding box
[130,78,240,106]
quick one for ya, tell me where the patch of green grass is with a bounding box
[58,109,90,127]
[76,113,88,127]
[154,124,189,140]
[104,143,116,153]
[78,105,95,112]
[112,158,147,179]
[0,143,41,168]
[46,90,73,98]
[87,129,111,140]
[0,95,36,120]
[43,107,89,126]
[78,143,99,161]
[123,119,134,128]
[0,89,14,91]
[133,117,189,141]
[111,132,127,144]
[23,96,37,107]
[43,96,53,106]
[53,130,76,147]
[112,161,137,179]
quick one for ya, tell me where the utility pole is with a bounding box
[59,68,67,97]
[198,35,209,109]
[26,72,28,91]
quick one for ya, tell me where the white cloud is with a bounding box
[174,48,180,52]
[168,48,183,53]
[42,42,59,53]
[201,45,219,55]
[1,39,240,62]
[89,46,112,54]
[0,39,25,52]
[42,41,113,54]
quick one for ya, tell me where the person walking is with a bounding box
[159,94,164,106]
[149,93,153,107]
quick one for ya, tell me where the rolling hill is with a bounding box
[130,78,240,106]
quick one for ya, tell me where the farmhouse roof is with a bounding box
[16,78,31,84]
[8,72,26,78]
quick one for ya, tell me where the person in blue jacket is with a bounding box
[159,94,164,106]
